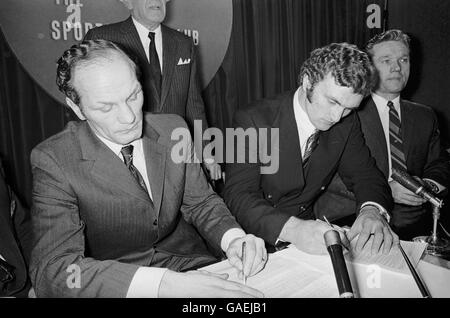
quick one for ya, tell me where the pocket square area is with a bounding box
[177,58,191,65]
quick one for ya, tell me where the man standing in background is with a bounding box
[315,30,450,240]
[85,0,222,180]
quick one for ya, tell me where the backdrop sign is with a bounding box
[0,0,233,104]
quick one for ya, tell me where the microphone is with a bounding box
[324,230,354,298]
[391,168,443,207]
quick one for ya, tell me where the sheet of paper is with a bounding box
[202,247,339,298]
[346,240,427,274]
[201,242,448,297]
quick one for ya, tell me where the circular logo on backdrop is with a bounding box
[0,0,232,104]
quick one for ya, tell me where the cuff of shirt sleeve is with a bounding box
[126,267,168,298]
[360,201,391,223]
[220,228,246,252]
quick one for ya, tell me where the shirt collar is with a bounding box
[293,88,317,136]
[96,133,143,158]
[371,92,401,114]
[132,17,162,43]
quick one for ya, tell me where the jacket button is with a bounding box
[153,219,158,226]
[320,186,326,191]
[267,194,273,199]
[299,206,306,212]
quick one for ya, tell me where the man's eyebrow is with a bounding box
[97,101,115,106]
[327,96,342,106]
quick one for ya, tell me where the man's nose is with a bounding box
[118,103,136,124]
[391,60,401,72]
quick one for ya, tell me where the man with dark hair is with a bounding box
[29,39,266,298]
[224,43,397,255]
[315,30,450,240]
[84,0,222,181]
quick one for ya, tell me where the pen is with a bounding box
[323,216,349,251]
[241,241,247,285]
[399,244,431,298]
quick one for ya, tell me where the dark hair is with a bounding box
[298,42,376,97]
[56,39,141,105]
[365,29,411,57]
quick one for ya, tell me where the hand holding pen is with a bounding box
[226,234,268,282]
[322,216,350,251]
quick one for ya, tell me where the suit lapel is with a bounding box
[160,25,178,109]
[400,99,414,162]
[358,98,389,177]
[142,121,166,216]
[278,93,305,189]
[304,120,345,189]
[120,17,149,67]
[78,122,152,204]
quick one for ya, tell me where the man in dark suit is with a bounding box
[0,159,31,297]
[314,30,450,240]
[84,0,222,181]
[29,40,266,297]
[224,43,397,255]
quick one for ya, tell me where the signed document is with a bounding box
[201,241,449,298]
[203,246,339,298]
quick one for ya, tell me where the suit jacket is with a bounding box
[85,17,208,135]
[315,97,450,228]
[0,160,31,297]
[223,91,393,246]
[29,114,239,297]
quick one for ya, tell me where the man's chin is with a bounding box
[318,122,333,131]
[118,129,143,145]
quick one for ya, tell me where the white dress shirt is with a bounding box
[95,134,245,297]
[293,88,318,157]
[132,17,163,72]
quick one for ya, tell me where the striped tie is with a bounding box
[388,101,407,171]
[121,145,152,200]
[302,130,320,167]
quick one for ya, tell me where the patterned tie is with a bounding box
[302,130,320,166]
[148,32,162,110]
[121,145,150,197]
[388,101,407,171]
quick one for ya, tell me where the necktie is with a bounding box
[302,130,320,166]
[121,145,150,196]
[148,32,162,110]
[388,101,407,171]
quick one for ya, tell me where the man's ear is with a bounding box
[119,0,133,10]
[66,97,86,120]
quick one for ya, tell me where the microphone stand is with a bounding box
[413,198,449,257]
